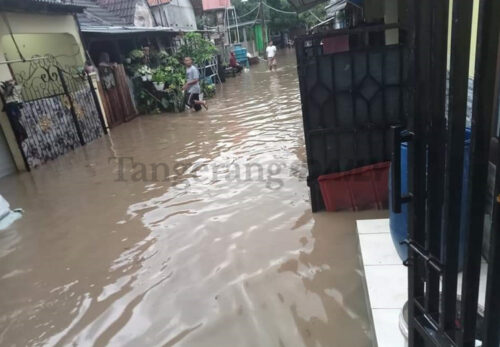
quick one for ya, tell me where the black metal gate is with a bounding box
[392,0,500,345]
[295,25,409,211]
[8,55,106,169]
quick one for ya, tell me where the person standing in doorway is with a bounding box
[266,41,277,71]
[183,57,208,111]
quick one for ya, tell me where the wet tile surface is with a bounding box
[357,219,406,346]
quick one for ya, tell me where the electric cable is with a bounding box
[236,5,259,19]
[262,2,296,15]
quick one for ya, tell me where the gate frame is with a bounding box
[295,23,408,212]
[5,55,107,170]
[397,0,500,345]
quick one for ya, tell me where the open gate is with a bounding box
[295,24,409,211]
[392,0,500,345]
[296,0,500,344]
[7,55,106,169]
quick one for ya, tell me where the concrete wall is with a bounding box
[384,0,398,44]
[0,11,86,173]
[364,0,385,23]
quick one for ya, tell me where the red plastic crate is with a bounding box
[317,162,390,211]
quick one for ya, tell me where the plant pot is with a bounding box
[146,74,152,81]
[141,75,148,82]
[153,82,165,91]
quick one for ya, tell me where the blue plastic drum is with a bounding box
[389,128,471,267]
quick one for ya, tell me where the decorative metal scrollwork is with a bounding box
[11,54,84,101]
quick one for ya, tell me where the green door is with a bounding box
[254,24,267,54]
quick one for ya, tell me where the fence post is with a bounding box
[87,74,108,135]
[58,68,85,146]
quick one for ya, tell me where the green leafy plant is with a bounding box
[175,32,217,65]
[128,49,145,62]
[152,69,168,83]
[201,81,216,99]
[137,65,152,77]
[126,44,217,114]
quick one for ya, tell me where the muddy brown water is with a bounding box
[0,51,387,346]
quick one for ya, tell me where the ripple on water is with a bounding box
[0,51,382,347]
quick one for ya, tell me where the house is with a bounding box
[200,0,232,51]
[148,0,198,32]
[74,0,198,126]
[0,0,102,176]
[74,0,181,63]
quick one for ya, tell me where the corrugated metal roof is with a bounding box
[287,0,362,13]
[96,0,138,24]
[0,0,85,13]
[201,0,231,11]
[325,0,363,21]
[73,0,129,28]
[82,25,181,32]
[147,0,171,6]
[75,0,195,33]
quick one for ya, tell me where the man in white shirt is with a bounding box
[265,41,277,71]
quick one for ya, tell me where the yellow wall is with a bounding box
[2,33,85,100]
[2,33,83,69]
[0,11,86,172]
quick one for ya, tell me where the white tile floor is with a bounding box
[357,219,407,347]
[356,218,488,347]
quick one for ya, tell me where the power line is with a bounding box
[251,5,261,25]
[308,9,322,23]
[236,5,259,19]
[262,2,296,15]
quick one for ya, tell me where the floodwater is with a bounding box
[0,51,387,346]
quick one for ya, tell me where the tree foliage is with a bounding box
[232,0,327,33]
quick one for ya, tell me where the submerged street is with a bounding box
[0,51,385,346]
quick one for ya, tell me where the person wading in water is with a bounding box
[183,57,208,111]
[266,41,277,71]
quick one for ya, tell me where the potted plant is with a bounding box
[137,65,152,81]
[152,69,167,91]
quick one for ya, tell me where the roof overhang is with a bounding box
[80,25,193,34]
[227,19,269,29]
[0,0,85,14]
[288,0,362,13]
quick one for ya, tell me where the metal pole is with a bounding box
[260,0,266,54]
[87,74,108,135]
[58,68,85,146]
[234,7,240,43]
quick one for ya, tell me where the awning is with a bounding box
[325,0,363,10]
[325,1,346,12]
[80,26,192,34]
[287,0,362,13]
